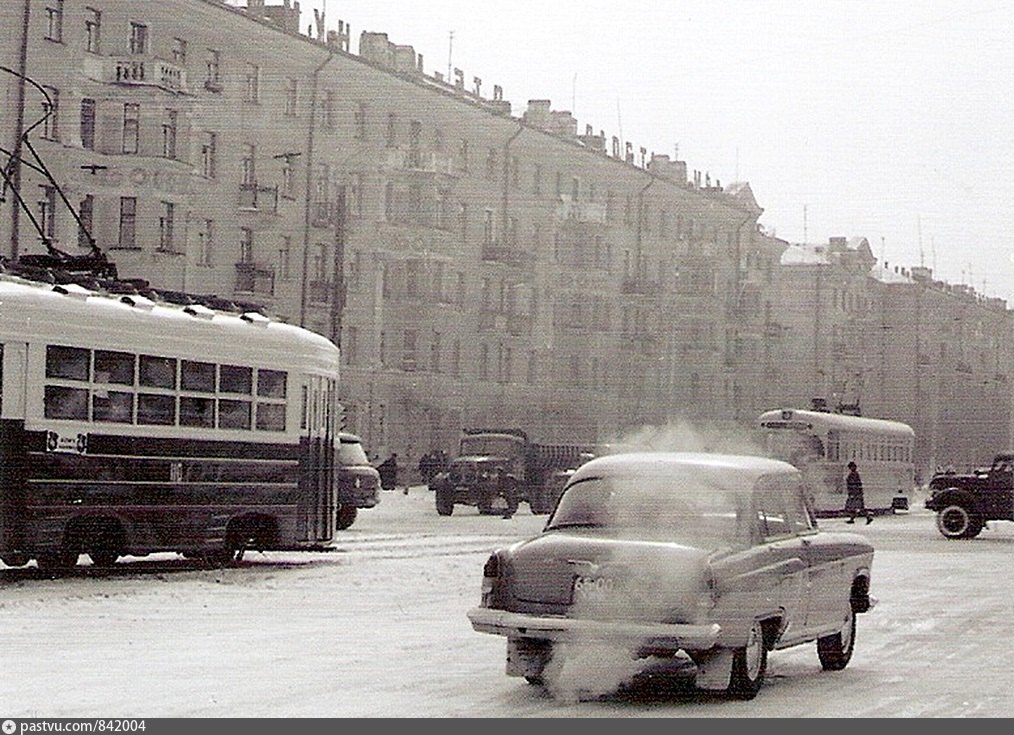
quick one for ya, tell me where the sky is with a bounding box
[240,0,1014,304]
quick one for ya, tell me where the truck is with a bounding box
[925,453,1014,538]
[430,429,595,516]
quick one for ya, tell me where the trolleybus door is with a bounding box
[0,342,28,558]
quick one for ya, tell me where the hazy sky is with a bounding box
[251,1,1014,303]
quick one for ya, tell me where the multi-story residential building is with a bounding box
[2,0,1011,475]
[0,0,762,461]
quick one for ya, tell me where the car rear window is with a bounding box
[548,473,751,547]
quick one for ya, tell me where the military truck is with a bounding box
[925,453,1014,538]
[430,429,594,516]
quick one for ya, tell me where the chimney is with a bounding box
[523,100,551,129]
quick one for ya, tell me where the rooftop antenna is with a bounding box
[880,236,886,268]
[803,204,808,243]
[918,215,924,268]
[447,30,454,82]
[615,97,624,147]
[931,235,936,273]
[571,72,577,114]
[735,146,740,181]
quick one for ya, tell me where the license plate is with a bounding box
[573,576,617,602]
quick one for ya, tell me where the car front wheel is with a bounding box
[728,620,767,700]
[817,605,856,671]
[936,504,982,539]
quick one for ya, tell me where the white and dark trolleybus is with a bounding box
[757,407,915,516]
[0,272,342,570]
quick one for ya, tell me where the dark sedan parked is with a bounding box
[335,432,380,530]
[467,452,875,699]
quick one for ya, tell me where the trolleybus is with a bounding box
[0,272,342,570]
[757,407,915,516]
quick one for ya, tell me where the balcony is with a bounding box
[383,149,456,175]
[238,183,279,214]
[234,262,275,296]
[83,55,188,94]
[554,197,606,224]
[481,244,535,269]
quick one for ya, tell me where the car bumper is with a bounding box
[341,488,380,509]
[467,607,721,650]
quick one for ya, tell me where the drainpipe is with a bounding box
[7,0,32,259]
[300,48,335,328]
[634,174,655,281]
[500,122,523,245]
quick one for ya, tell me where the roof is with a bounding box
[758,408,915,437]
[0,274,340,373]
[571,451,796,484]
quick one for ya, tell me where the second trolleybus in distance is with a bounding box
[0,272,342,571]
[757,407,915,516]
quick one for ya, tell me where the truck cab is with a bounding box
[926,453,1014,538]
[431,431,526,516]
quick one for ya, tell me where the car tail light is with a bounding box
[481,553,501,606]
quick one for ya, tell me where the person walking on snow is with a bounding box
[845,461,872,524]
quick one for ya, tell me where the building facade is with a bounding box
[2,0,1011,477]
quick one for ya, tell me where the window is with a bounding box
[122,103,139,154]
[483,209,494,246]
[280,157,294,198]
[41,86,59,141]
[79,98,95,150]
[129,22,148,55]
[84,8,100,53]
[486,148,498,180]
[244,64,259,102]
[320,90,335,129]
[205,49,221,90]
[403,330,417,371]
[458,139,469,172]
[386,113,397,147]
[171,37,187,64]
[478,344,488,381]
[241,144,256,187]
[239,228,253,264]
[197,219,213,266]
[285,79,298,117]
[45,1,63,42]
[354,102,367,139]
[201,132,216,178]
[161,109,177,159]
[158,202,174,252]
[278,236,291,280]
[117,197,136,248]
[77,195,93,249]
[756,479,792,539]
[532,165,541,195]
[256,370,287,431]
[38,186,56,244]
[431,331,441,373]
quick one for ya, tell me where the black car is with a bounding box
[336,432,380,530]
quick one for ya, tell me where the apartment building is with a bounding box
[3,0,1009,474]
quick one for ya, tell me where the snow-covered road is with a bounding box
[2,488,1013,717]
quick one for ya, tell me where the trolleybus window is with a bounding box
[140,355,177,388]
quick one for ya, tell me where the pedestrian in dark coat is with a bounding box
[377,453,398,491]
[845,461,872,524]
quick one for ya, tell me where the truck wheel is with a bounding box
[435,488,454,516]
[936,504,982,539]
[336,505,358,530]
[817,605,856,671]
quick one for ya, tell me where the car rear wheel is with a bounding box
[817,605,856,671]
[336,505,358,530]
[728,620,767,700]
[936,504,983,539]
